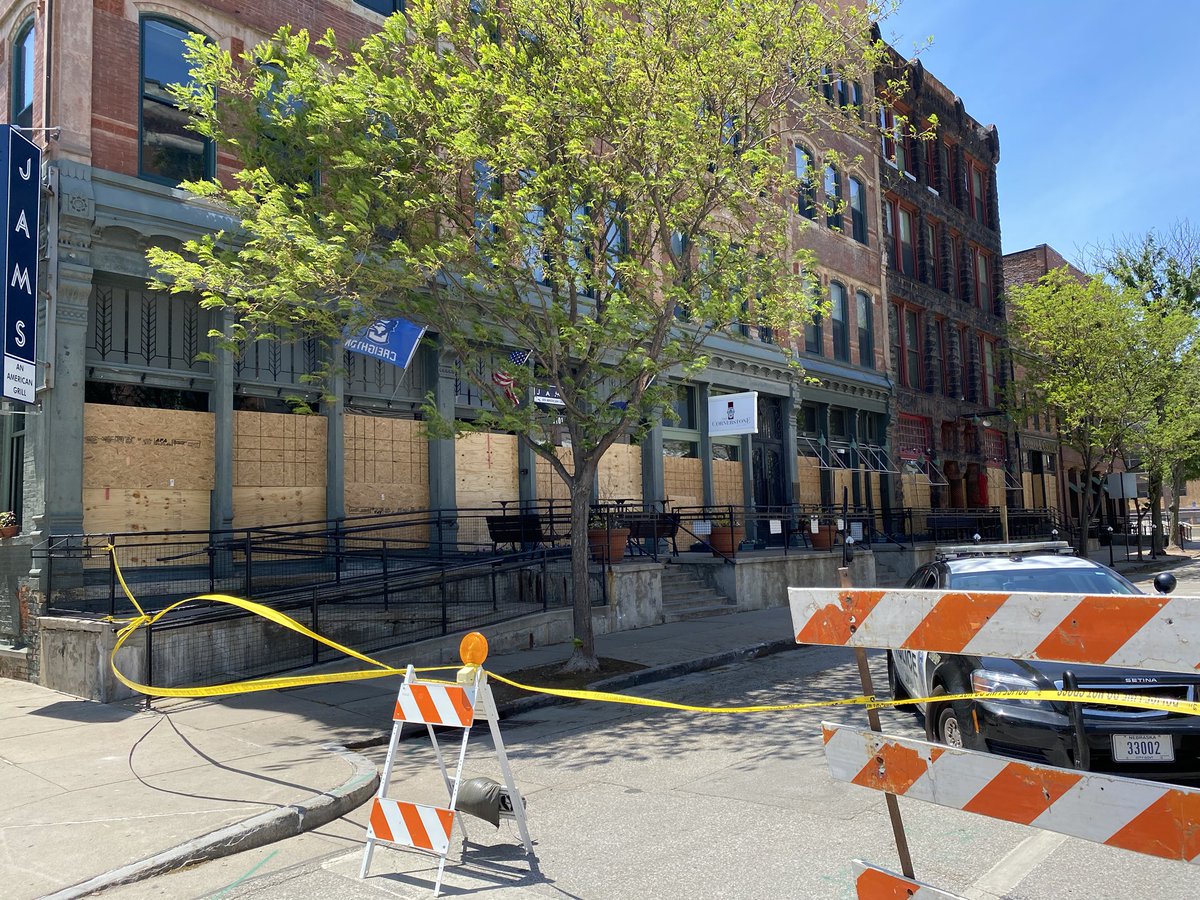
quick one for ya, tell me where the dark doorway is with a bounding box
[752,396,786,544]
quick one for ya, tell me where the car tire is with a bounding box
[926,685,969,749]
[886,652,909,702]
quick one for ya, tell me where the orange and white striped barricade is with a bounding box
[360,664,533,896]
[824,723,1200,865]
[789,587,1199,675]
[851,860,963,899]
[788,586,1200,893]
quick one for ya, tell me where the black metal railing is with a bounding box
[137,549,607,691]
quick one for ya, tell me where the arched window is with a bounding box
[794,144,815,220]
[848,176,867,244]
[830,282,849,361]
[139,17,214,184]
[856,290,874,368]
[824,166,842,231]
[11,19,34,131]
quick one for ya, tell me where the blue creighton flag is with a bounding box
[345,317,427,369]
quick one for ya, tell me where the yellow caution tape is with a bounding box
[104,548,1200,717]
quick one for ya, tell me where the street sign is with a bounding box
[0,126,39,403]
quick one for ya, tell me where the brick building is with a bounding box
[1003,243,1124,531]
[0,0,892,669]
[875,54,1013,512]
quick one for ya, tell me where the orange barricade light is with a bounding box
[460,632,489,666]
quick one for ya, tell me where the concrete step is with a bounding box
[661,582,717,600]
[663,592,728,609]
[661,601,738,623]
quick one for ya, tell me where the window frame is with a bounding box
[855,290,874,369]
[923,218,941,288]
[830,281,849,362]
[849,175,867,244]
[824,165,843,231]
[138,16,216,186]
[11,18,34,131]
[794,143,816,220]
[804,311,823,356]
[353,0,405,15]
[903,307,923,390]
[974,246,992,311]
[968,160,988,226]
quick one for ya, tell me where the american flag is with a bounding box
[492,350,531,404]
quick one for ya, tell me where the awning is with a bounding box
[901,457,949,487]
[799,436,899,474]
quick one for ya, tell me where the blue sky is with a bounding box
[881,1,1200,265]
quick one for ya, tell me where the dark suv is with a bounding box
[888,542,1199,779]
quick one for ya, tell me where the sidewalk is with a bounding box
[2,606,799,899]
[5,544,1198,899]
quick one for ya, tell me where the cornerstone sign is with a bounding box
[0,126,39,403]
[708,390,758,436]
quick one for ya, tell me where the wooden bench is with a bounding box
[486,514,545,552]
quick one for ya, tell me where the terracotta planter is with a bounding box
[588,528,629,563]
[708,524,744,557]
[810,523,837,550]
[0,525,18,538]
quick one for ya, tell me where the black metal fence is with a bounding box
[138,550,604,690]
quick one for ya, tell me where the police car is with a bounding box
[887,541,1200,778]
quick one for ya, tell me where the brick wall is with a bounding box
[87,1,381,176]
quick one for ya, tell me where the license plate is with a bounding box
[1111,734,1175,762]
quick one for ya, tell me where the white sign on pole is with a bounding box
[769,519,782,535]
[708,390,758,436]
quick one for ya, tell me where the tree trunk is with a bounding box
[1149,470,1164,557]
[1076,456,1093,555]
[562,471,600,674]
[1169,461,1185,549]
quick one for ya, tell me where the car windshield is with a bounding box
[949,567,1137,594]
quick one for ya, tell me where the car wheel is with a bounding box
[926,685,969,748]
[886,652,909,702]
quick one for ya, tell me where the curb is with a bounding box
[40,744,380,900]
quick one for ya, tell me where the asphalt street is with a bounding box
[94,562,1200,900]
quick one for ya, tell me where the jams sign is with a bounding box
[0,126,38,404]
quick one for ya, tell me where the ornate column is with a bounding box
[32,161,93,539]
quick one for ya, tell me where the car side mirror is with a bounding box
[1153,572,1177,595]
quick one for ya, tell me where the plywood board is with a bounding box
[343,414,429,513]
[535,447,574,503]
[796,455,822,505]
[711,458,743,508]
[83,404,215,490]
[232,486,326,529]
[455,432,519,510]
[664,457,704,509]
[901,473,931,509]
[598,443,643,503]
[987,467,1005,508]
[83,488,210,548]
[234,411,327,488]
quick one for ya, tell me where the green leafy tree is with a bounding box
[1007,269,1159,553]
[147,0,890,670]
[1093,224,1200,551]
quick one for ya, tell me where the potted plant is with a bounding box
[0,511,18,538]
[810,519,838,550]
[587,509,630,563]
[706,509,744,557]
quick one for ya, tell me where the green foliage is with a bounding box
[147,0,890,658]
